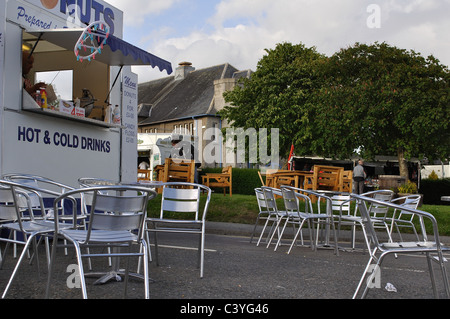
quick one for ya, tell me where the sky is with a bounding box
[105,0,450,83]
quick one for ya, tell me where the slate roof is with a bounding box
[138,63,240,125]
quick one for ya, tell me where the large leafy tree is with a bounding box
[220,42,326,159]
[315,42,450,178]
[221,42,450,179]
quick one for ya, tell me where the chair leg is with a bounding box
[273,219,289,251]
[46,235,59,299]
[353,252,378,299]
[73,242,88,299]
[287,220,309,254]
[267,217,284,249]
[250,215,262,243]
[153,229,160,266]
[199,230,205,278]
[256,217,272,246]
[142,240,150,299]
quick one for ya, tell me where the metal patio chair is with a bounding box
[337,190,394,254]
[280,187,339,255]
[269,186,316,253]
[387,194,423,242]
[45,185,157,299]
[0,180,76,299]
[250,188,271,243]
[145,182,211,278]
[255,187,288,248]
[352,193,450,299]
[330,194,357,249]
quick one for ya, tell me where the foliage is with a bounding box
[220,42,450,177]
[314,42,450,177]
[428,170,439,180]
[200,168,263,195]
[220,42,326,159]
[397,180,418,194]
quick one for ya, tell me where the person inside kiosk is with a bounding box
[22,50,46,97]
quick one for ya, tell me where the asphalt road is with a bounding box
[1,222,449,312]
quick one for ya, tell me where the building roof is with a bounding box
[138,63,242,125]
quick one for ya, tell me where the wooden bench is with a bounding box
[202,166,232,196]
[163,158,195,184]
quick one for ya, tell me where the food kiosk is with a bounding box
[0,0,173,186]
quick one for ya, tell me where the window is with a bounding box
[35,70,73,100]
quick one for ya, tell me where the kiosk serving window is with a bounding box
[35,70,73,100]
[22,29,115,127]
[20,28,172,128]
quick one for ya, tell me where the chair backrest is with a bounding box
[281,186,313,216]
[351,193,442,248]
[281,186,333,216]
[362,190,394,219]
[160,182,211,222]
[391,194,421,220]
[90,191,149,231]
[255,188,272,211]
[2,174,75,212]
[0,184,22,221]
[261,187,282,214]
[331,194,352,217]
[0,180,62,226]
[54,185,157,243]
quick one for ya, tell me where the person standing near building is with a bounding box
[353,160,366,194]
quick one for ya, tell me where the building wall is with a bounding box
[138,70,245,168]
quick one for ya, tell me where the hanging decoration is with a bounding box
[74,21,110,63]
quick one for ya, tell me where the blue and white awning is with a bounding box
[25,29,173,74]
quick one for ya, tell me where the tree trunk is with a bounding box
[397,148,409,181]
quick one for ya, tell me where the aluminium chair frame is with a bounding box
[45,185,157,299]
[351,193,450,299]
[387,194,423,242]
[336,190,395,254]
[255,187,288,248]
[0,179,76,299]
[280,186,339,256]
[270,186,317,253]
[250,188,271,244]
[145,182,211,278]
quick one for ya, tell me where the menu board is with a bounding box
[120,67,138,183]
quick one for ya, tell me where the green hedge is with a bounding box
[200,168,263,195]
[419,178,450,205]
[199,169,450,205]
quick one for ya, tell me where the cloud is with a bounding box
[107,0,180,26]
[130,0,450,83]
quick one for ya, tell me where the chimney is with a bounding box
[174,61,195,81]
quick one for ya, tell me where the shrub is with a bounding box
[200,168,263,195]
[397,180,418,194]
[428,170,439,180]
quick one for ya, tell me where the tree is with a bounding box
[220,42,326,159]
[315,42,450,178]
[221,42,450,179]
